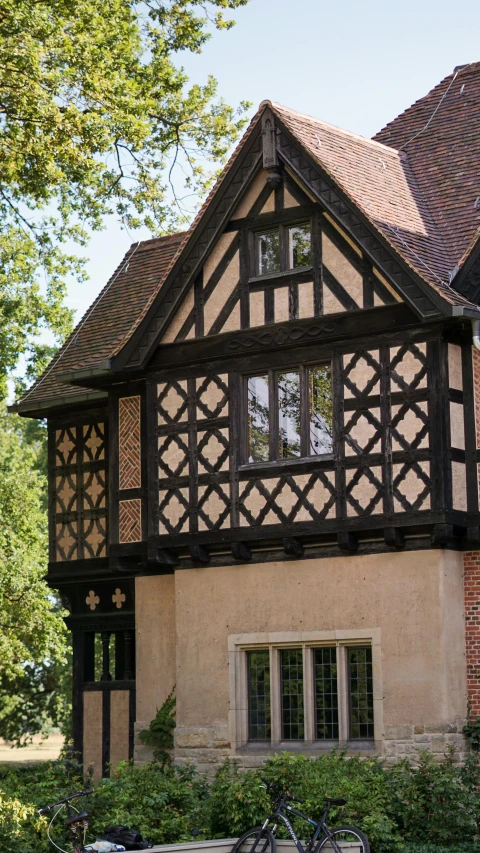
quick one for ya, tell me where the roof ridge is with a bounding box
[130,231,186,253]
[373,62,478,142]
[270,101,401,155]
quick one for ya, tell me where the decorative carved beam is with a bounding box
[337,531,358,553]
[467,526,480,545]
[430,523,455,547]
[190,544,210,564]
[384,527,405,549]
[231,541,252,562]
[155,548,180,568]
[283,537,304,557]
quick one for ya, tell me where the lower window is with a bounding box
[243,639,375,746]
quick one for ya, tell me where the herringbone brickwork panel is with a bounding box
[119,396,141,489]
[119,499,142,543]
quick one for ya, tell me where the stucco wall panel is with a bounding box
[136,575,176,723]
[161,288,195,344]
[204,251,240,335]
[322,233,363,307]
[110,690,130,771]
[83,691,103,780]
[174,550,466,734]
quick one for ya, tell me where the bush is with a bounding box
[0,750,479,853]
[210,753,402,852]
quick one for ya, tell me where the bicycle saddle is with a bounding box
[64,811,89,827]
[324,797,346,806]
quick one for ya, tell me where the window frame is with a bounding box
[242,362,333,467]
[250,218,313,281]
[228,630,382,752]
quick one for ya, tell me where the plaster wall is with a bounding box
[136,575,176,723]
[170,550,466,764]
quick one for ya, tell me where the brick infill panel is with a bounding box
[464,550,480,716]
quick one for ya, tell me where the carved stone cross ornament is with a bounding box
[112,587,126,609]
[86,590,100,611]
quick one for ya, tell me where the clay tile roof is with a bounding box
[16,231,186,409]
[271,103,461,299]
[16,66,480,411]
[373,62,480,270]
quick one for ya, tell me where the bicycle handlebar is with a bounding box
[38,789,93,816]
[259,779,303,805]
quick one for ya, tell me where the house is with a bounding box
[12,62,480,776]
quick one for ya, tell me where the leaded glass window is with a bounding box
[247,650,271,740]
[288,224,311,269]
[253,223,311,278]
[314,647,339,740]
[278,371,301,458]
[309,365,333,455]
[245,364,332,463]
[348,647,374,740]
[247,375,270,463]
[256,231,281,276]
[281,648,304,740]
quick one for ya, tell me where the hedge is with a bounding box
[0,749,479,853]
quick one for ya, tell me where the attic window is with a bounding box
[254,221,311,277]
[256,230,280,275]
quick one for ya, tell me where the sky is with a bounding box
[65,0,480,321]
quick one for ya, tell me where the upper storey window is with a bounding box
[246,364,333,464]
[255,222,311,277]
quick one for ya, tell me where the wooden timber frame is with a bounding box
[28,103,480,772]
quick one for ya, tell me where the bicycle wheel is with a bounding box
[231,826,276,853]
[317,825,369,853]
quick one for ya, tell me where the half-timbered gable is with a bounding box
[13,63,480,774]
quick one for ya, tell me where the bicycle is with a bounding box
[230,780,369,853]
[38,788,94,853]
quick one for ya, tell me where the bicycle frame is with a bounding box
[46,803,86,853]
[261,800,342,853]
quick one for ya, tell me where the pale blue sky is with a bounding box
[66,0,480,321]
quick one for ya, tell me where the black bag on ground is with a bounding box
[99,825,151,850]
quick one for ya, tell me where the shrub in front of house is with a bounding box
[0,750,479,853]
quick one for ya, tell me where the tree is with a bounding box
[0,403,68,744]
[0,0,250,395]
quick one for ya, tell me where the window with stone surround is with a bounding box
[229,631,382,751]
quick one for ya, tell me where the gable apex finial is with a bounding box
[261,107,283,188]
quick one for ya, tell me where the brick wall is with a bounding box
[464,551,480,716]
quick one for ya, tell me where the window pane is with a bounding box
[314,647,339,740]
[281,648,304,740]
[278,371,301,458]
[248,650,271,740]
[288,224,311,269]
[348,647,374,740]
[248,375,270,462]
[309,365,333,455]
[256,230,280,276]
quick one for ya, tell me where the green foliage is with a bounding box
[0,0,251,393]
[386,750,479,846]
[463,699,480,751]
[0,403,69,745]
[139,687,176,766]
[1,751,480,853]
[210,753,402,852]
[91,761,211,844]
